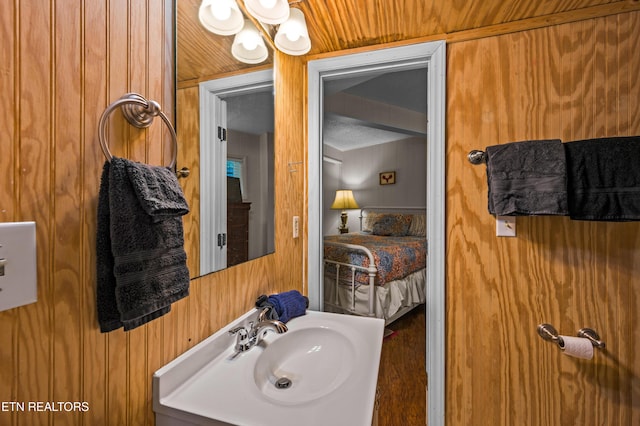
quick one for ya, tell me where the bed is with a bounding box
[323,207,427,325]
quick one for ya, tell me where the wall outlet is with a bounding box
[293,216,300,238]
[496,216,516,237]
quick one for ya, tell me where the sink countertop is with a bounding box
[153,310,385,426]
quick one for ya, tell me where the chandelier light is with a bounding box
[198,0,311,64]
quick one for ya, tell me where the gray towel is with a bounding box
[126,161,190,222]
[486,139,569,216]
[96,157,190,332]
[565,136,640,221]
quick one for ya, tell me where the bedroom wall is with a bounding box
[446,11,640,425]
[0,2,305,426]
[323,137,427,235]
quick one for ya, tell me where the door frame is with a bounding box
[307,40,446,426]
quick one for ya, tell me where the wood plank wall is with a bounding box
[446,11,640,425]
[2,2,639,426]
[0,2,305,426]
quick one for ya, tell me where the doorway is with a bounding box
[307,41,446,425]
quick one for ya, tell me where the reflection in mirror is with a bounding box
[177,0,276,278]
[199,71,275,275]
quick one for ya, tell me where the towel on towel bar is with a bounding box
[96,158,190,332]
[564,136,640,221]
[485,139,569,216]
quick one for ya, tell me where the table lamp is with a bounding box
[330,189,359,233]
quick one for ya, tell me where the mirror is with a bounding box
[177,0,276,278]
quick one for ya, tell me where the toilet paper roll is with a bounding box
[559,335,593,359]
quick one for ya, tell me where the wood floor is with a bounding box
[376,305,427,426]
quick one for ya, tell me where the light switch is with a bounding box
[0,222,37,312]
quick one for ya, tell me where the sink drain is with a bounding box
[274,377,292,389]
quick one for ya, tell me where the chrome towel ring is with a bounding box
[98,93,178,169]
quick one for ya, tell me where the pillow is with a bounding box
[362,212,380,233]
[371,214,412,236]
[407,214,426,237]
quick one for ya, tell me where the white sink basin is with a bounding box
[253,323,356,404]
[153,310,384,426]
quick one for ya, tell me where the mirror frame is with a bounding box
[199,69,275,275]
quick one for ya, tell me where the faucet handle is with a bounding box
[228,325,247,335]
[258,307,272,322]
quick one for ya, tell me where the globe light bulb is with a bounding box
[259,0,277,8]
[243,38,258,50]
[211,4,231,21]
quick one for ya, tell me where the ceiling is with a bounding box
[322,68,427,151]
[177,0,623,83]
[177,0,627,150]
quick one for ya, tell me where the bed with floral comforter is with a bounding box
[323,210,427,323]
[323,233,426,286]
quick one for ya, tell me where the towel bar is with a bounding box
[467,150,486,164]
[98,93,178,169]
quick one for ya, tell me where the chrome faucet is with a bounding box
[228,308,288,352]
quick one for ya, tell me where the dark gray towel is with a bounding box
[565,136,640,221]
[96,157,190,332]
[126,160,189,222]
[486,139,569,216]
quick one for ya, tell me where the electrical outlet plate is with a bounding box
[0,222,38,312]
[496,215,516,237]
[293,216,300,238]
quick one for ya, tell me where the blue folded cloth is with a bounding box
[255,290,309,323]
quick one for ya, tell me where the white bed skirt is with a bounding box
[323,268,426,321]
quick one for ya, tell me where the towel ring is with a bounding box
[98,93,178,169]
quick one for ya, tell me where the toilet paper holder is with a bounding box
[537,323,606,349]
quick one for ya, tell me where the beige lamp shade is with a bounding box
[331,190,359,210]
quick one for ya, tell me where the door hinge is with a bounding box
[218,126,227,142]
[217,233,227,248]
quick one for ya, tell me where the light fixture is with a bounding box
[198,0,311,64]
[243,0,290,25]
[274,8,311,56]
[330,190,360,234]
[232,20,269,64]
[199,0,244,35]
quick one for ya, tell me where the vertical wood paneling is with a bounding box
[447,12,640,426]
[52,0,83,425]
[16,1,53,425]
[2,1,308,424]
[82,0,109,423]
[2,2,638,426]
[176,86,201,278]
[0,2,17,424]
